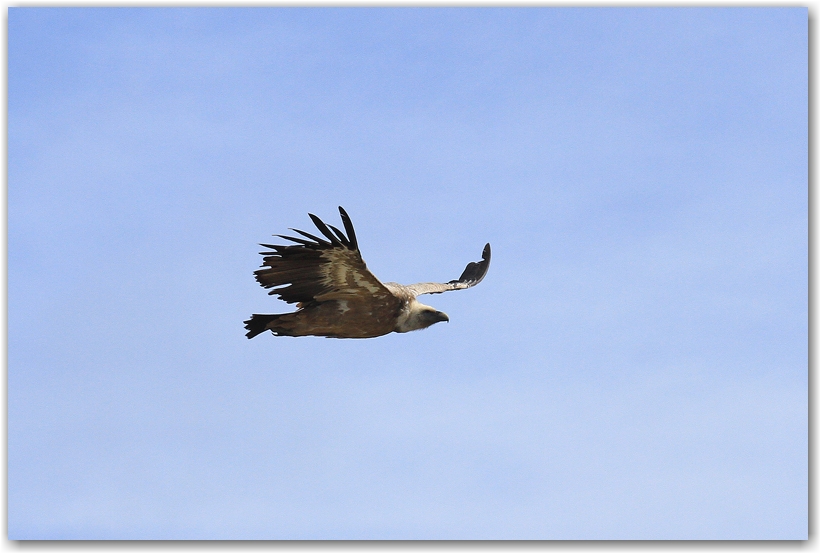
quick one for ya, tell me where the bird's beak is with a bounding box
[436,311,449,323]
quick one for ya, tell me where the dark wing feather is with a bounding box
[339,207,359,251]
[268,235,314,247]
[451,242,491,286]
[404,243,491,297]
[308,213,344,247]
[327,224,351,247]
[289,227,330,245]
[254,208,399,308]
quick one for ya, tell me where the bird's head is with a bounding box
[395,301,449,333]
[420,308,450,327]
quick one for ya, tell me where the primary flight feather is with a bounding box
[244,207,491,339]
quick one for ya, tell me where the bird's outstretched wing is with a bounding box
[254,207,399,308]
[404,243,491,297]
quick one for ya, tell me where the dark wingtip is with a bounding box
[327,224,351,247]
[309,213,344,247]
[338,206,359,251]
[453,243,491,286]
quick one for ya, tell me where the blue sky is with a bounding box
[8,7,806,539]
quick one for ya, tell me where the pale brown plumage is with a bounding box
[244,207,491,339]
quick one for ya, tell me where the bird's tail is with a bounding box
[244,314,281,339]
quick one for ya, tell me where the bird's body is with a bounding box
[244,207,490,339]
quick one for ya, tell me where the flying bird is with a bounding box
[244,207,491,339]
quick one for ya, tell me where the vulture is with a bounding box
[244,207,491,339]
